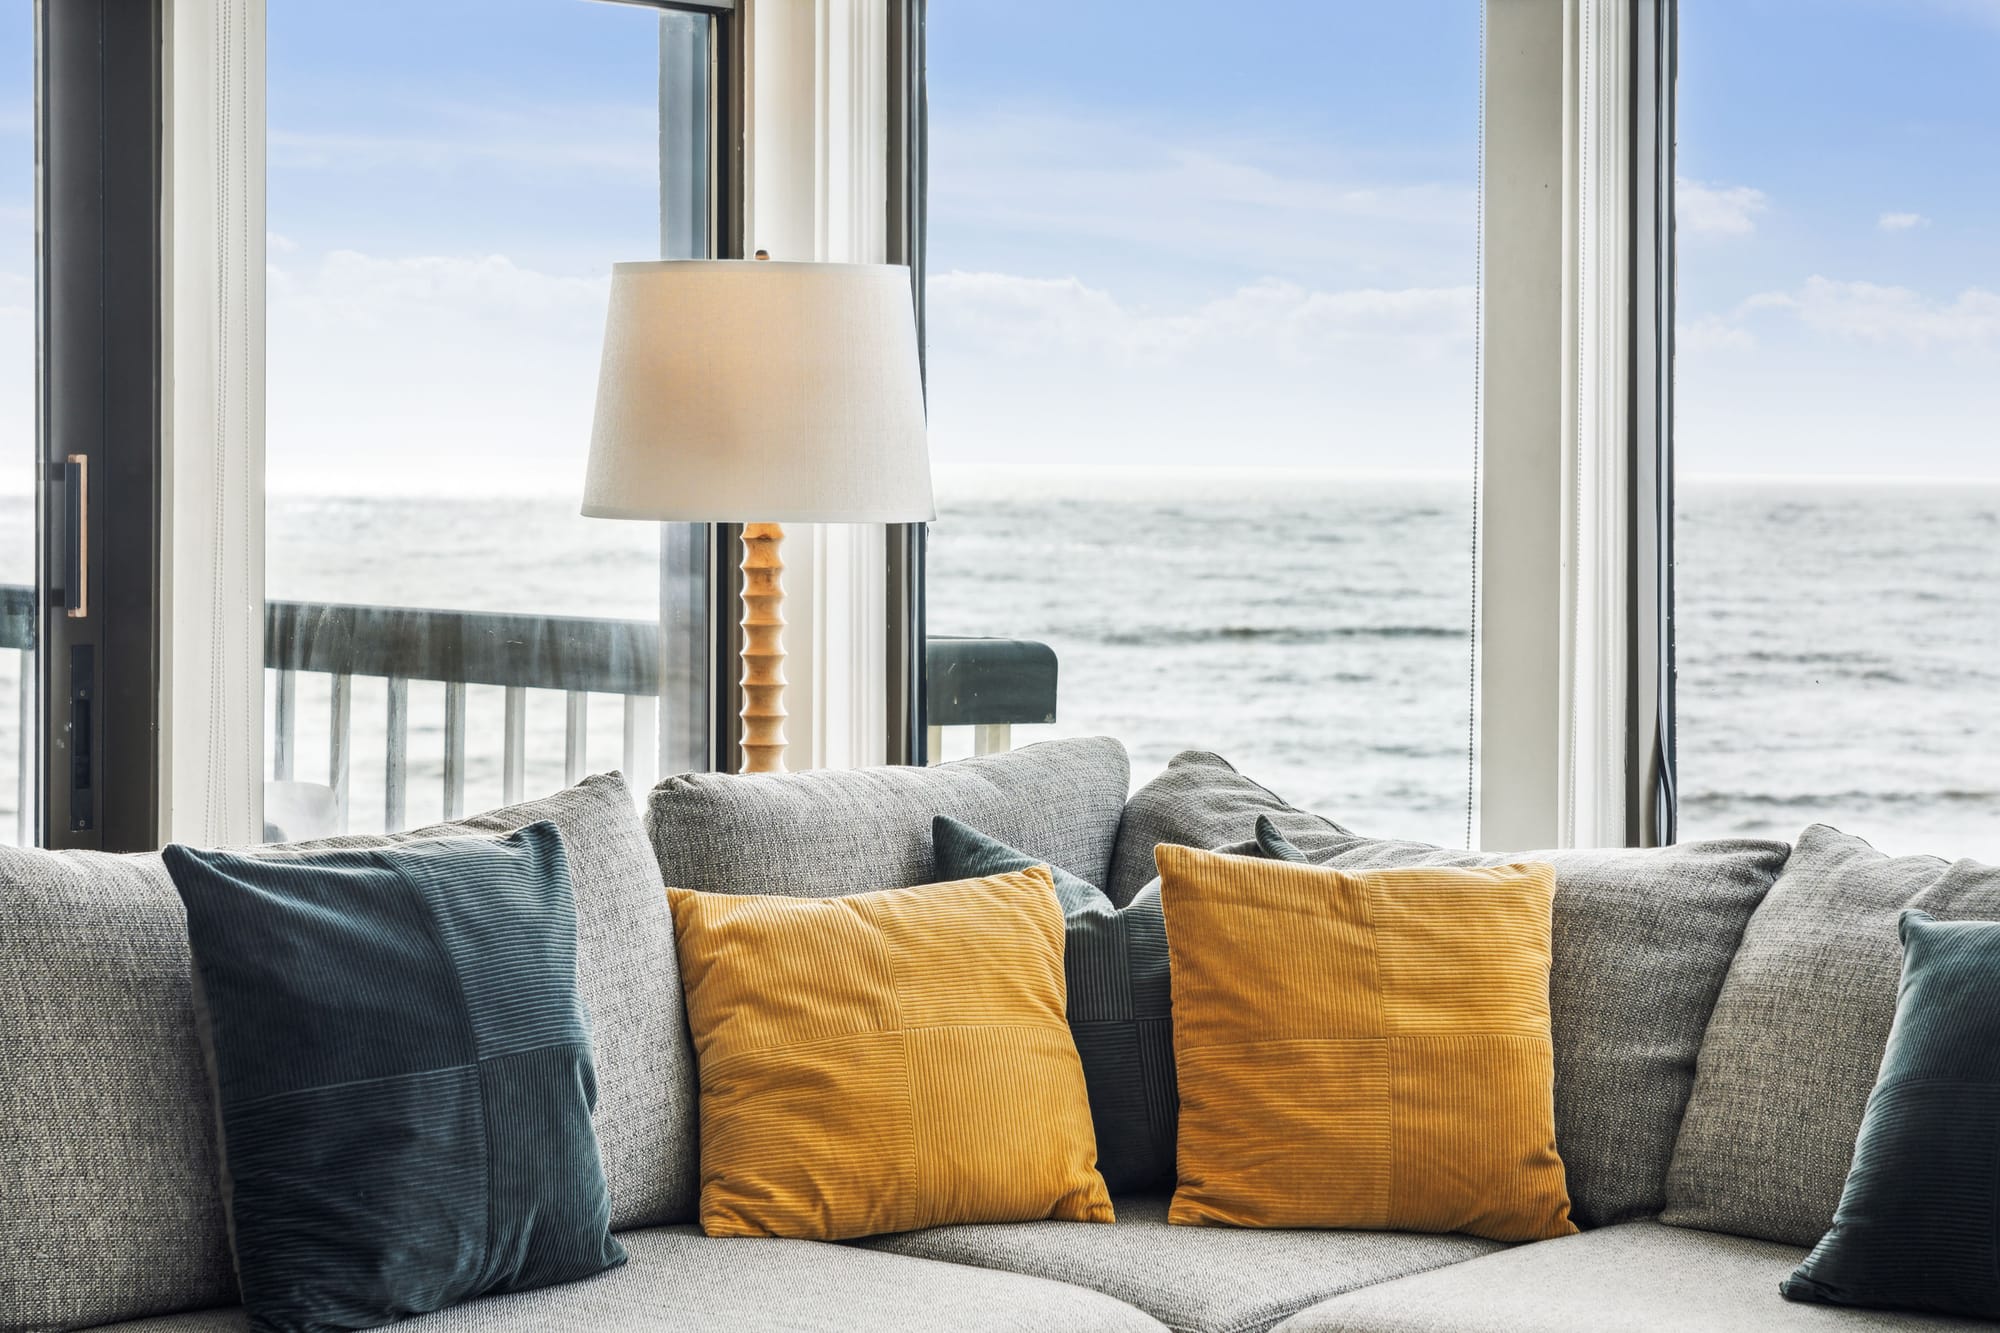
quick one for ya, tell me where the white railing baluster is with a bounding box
[623,694,658,790]
[273,669,296,781]
[502,687,526,806]
[329,673,352,834]
[926,725,944,767]
[973,724,1011,757]
[564,691,587,786]
[17,650,31,847]
[385,676,408,833]
[443,681,466,821]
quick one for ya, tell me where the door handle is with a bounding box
[63,453,86,619]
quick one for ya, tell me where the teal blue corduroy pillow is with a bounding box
[1782,910,2000,1319]
[164,823,626,1333]
[1255,814,1311,863]
[931,815,1176,1194]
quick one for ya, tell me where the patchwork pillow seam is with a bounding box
[857,895,923,1235]
[381,849,499,1295]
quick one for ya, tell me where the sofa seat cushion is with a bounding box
[86,1227,1168,1333]
[861,1195,1501,1333]
[1248,820,1787,1230]
[647,736,1130,899]
[1107,752,1350,906]
[1268,1221,1989,1332]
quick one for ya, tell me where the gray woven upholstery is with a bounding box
[89,1227,1167,1333]
[0,774,691,1333]
[0,847,235,1331]
[647,736,1129,898]
[1107,752,1350,906]
[1270,1221,1985,1332]
[1663,825,2000,1246]
[863,1194,1499,1333]
[1234,824,1788,1229]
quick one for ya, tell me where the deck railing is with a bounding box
[0,586,1058,839]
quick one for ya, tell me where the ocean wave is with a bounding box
[1098,624,1465,647]
[1682,789,1999,810]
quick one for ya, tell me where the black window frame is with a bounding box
[38,0,165,851]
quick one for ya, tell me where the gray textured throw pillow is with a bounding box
[1663,824,2000,1246]
[1107,750,1351,906]
[0,773,688,1333]
[647,736,1130,899]
[1254,818,1788,1229]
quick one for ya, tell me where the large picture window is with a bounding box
[0,4,28,844]
[1676,1,2000,858]
[921,2,1482,843]
[263,0,729,837]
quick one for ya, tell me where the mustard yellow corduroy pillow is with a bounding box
[1156,844,1576,1242]
[667,867,1115,1240]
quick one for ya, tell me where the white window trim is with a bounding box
[160,0,267,846]
[1480,0,1647,850]
[744,0,892,772]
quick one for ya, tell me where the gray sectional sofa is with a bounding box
[2,737,1989,1332]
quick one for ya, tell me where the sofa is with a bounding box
[2,736,1990,1332]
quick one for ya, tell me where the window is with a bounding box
[264,0,729,837]
[1677,2,2000,858]
[0,3,26,843]
[921,2,1482,843]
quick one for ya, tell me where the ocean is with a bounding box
[0,472,1994,860]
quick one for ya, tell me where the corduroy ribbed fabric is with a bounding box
[163,824,625,1333]
[668,868,1115,1241]
[930,815,1178,1194]
[1781,910,2000,1319]
[1157,845,1576,1242]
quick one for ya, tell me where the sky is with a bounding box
[0,0,1993,492]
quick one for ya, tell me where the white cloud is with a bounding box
[266,249,611,493]
[1677,179,1769,235]
[1927,0,2000,28]
[1678,315,1756,354]
[266,231,300,254]
[931,271,1472,365]
[268,98,657,181]
[1877,211,1928,232]
[925,270,1474,467]
[1787,276,2000,347]
[1684,277,2000,353]
[930,111,1475,284]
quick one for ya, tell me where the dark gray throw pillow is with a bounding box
[164,824,626,1333]
[1108,751,1351,906]
[932,815,1176,1195]
[1254,817,1787,1229]
[1783,911,2000,1319]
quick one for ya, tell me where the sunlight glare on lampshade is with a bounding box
[582,259,934,523]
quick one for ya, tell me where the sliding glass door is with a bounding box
[262,0,734,838]
[0,3,29,843]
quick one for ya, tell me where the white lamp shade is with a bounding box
[582,259,934,523]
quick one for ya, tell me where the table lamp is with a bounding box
[582,257,933,774]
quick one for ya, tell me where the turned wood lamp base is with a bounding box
[738,522,789,773]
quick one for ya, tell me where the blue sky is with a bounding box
[0,0,1994,490]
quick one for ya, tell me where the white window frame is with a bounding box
[1479,0,1673,849]
[742,0,894,772]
